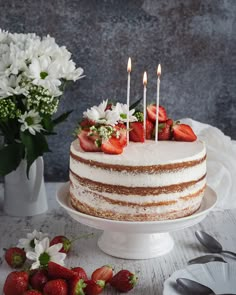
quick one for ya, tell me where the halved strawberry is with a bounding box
[158,122,171,140]
[78,130,101,152]
[147,104,167,123]
[48,262,76,280]
[146,119,154,140]
[114,123,127,147]
[101,137,123,154]
[172,123,197,142]
[129,122,144,142]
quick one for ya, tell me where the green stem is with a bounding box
[70,233,94,243]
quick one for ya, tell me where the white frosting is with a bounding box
[71,139,206,166]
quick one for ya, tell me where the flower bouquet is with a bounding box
[0,30,84,176]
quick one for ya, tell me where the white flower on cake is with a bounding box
[112,102,137,123]
[83,100,137,126]
[17,229,48,253]
[18,110,44,135]
[26,237,66,269]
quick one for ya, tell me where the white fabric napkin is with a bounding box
[180,118,236,210]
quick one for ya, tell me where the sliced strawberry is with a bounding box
[129,122,144,142]
[91,265,113,283]
[158,122,171,140]
[48,262,76,280]
[101,137,123,154]
[147,104,167,123]
[114,123,127,147]
[172,123,197,142]
[146,119,154,140]
[78,130,101,152]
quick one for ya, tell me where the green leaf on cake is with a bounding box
[20,131,50,176]
[130,97,142,110]
[0,143,24,176]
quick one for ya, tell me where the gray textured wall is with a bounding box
[0,0,235,181]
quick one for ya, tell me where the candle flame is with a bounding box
[143,71,147,86]
[157,64,161,76]
[127,57,132,73]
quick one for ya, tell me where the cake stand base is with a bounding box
[98,231,174,259]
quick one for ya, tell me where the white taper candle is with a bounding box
[143,71,147,142]
[127,57,131,144]
[155,64,161,142]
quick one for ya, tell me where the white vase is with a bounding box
[3,157,48,216]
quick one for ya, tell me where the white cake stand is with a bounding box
[57,183,217,260]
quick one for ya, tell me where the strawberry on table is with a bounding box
[5,247,26,268]
[147,104,167,123]
[43,279,68,295]
[129,122,144,142]
[172,123,197,142]
[78,130,101,152]
[84,279,105,295]
[72,267,88,281]
[29,269,49,292]
[69,277,86,295]
[91,265,113,283]
[50,235,71,254]
[101,137,123,154]
[110,269,138,293]
[48,261,76,280]
[23,290,42,295]
[3,271,29,295]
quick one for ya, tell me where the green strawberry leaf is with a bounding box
[53,110,73,126]
[0,143,24,176]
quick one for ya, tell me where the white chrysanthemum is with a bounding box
[28,56,62,96]
[0,75,26,99]
[112,102,137,123]
[83,100,108,124]
[17,229,48,252]
[18,110,44,135]
[26,237,66,269]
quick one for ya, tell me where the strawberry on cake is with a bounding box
[69,100,206,221]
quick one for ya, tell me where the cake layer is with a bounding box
[69,140,207,221]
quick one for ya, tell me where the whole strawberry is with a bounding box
[3,271,29,295]
[29,269,49,291]
[48,261,76,280]
[5,247,26,268]
[23,290,42,295]
[69,277,86,295]
[50,233,93,254]
[84,279,105,295]
[110,270,138,293]
[72,267,88,280]
[43,279,68,295]
[91,265,113,283]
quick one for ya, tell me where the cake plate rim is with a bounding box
[57,182,217,259]
[56,182,217,234]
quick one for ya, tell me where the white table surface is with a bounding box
[0,182,236,295]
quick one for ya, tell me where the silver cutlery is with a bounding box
[188,254,227,265]
[176,278,236,295]
[195,231,236,258]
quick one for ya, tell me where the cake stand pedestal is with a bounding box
[57,183,217,260]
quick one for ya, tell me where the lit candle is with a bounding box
[143,71,147,141]
[155,64,161,142]
[127,57,132,143]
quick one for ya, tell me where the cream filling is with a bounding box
[70,173,206,203]
[70,185,204,215]
[70,158,206,187]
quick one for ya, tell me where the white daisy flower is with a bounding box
[18,110,44,135]
[26,237,66,269]
[17,229,48,252]
[83,100,109,124]
[112,102,137,123]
